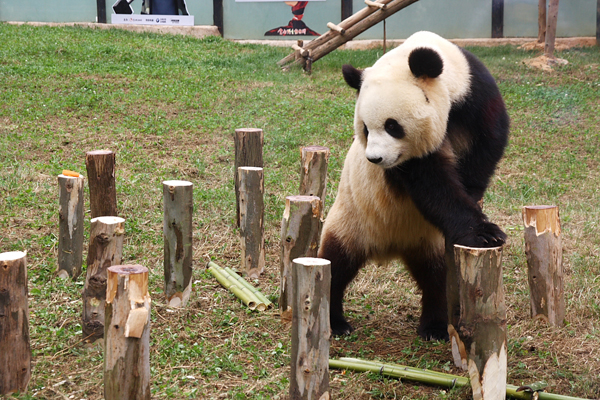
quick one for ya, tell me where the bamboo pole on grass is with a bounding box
[0,251,31,396]
[290,257,331,400]
[299,146,330,218]
[448,245,506,400]
[163,180,194,308]
[104,265,151,400]
[207,261,271,310]
[234,128,263,227]
[329,358,588,400]
[82,216,125,342]
[279,195,322,317]
[57,172,85,279]
[238,167,265,279]
[522,205,565,326]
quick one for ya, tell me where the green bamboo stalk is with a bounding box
[208,262,259,310]
[224,266,273,309]
[329,358,591,400]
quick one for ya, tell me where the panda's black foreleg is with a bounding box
[402,249,449,341]
[318,232,366,336]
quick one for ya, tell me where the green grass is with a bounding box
[1,23,600,399]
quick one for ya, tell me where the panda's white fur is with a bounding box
[320,31,509,340]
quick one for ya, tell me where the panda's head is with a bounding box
[343,46,452,169]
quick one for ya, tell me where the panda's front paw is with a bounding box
[331,314,354,336]
[457,221,506,248]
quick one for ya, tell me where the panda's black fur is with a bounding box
[318,31,509,341]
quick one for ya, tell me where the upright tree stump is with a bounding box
[238,167,265,279]
[279,195,322,317]
[290,257,331,400]
[105,265,151,400]
[234,128,264,227]
[538,0,547,43]
[58,173,85,280]
[163,180,194,308]
[86,150,117,219]
[82,216,125,342]
[544,0,560,58]
[0,251,31,396]
[299,146,330,217]
[448,245,506,400]
[522,205,565,326]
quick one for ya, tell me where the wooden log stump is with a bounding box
[299,146,330,218]
[448,245,506,400]
[290,257,331,400]
[522,205,565,326]
[0,251,31,396]
[58,173,85,280]
[82,216,125,342]
[86,150,117,219]
[279,195,322,318]
[238,167,265,279]
[104,265,151,400]
[163,180,194,308]
[234,128,264,227]
[544,0,559,58]
[538,0,547,43]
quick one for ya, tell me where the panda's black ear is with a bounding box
[342,64,363,90]
[408,47,444,79]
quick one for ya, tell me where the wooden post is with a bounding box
[0,251,31,396]
[104,265,151,400]
[238,167,265,279]
[290,257,331,400]
[448,245,506,400]
[597,0,600,46]
[299,146,330,218]
[82,216,125,342]
[522,205,565,326]
[544,0,559,58]
[234,128,264,227]
[86,150,117,219]
[163,180,194,308]
[279,195,322,316]
[538,0,547,43]
[58,173,85,280]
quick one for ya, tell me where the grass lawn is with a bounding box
[0,22,599,399]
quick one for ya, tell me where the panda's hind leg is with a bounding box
[401,248,449,341]
[318,232,366,336]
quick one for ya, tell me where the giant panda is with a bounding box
[318,31,509,341]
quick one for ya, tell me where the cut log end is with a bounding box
[86,149,113,156]
[0,251,27,261]
[108,264,148,275]
[522,205,560,236]
[162,180,193,187]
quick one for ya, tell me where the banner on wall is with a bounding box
[234,0,324,37]
[111,0,194,25]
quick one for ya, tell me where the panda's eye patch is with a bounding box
[384,119,405,139]
[363,123,369,138]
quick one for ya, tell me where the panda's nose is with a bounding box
[367,156,383,164]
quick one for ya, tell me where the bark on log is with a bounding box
[299,146,330,218]
[82,216,125,342]
[58,173,85,280]
[234,128,264,227]
[86,150,117,219]
[448,245,506,400]
[544,0,559,57]
[163,180,194,308]
[290,257,331,400]
[238,167,265,279]
[538,0,547,43]
[279,195,322,317]
[0,251,31,396]
[104,265,151,400]
[522,205,565,326]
